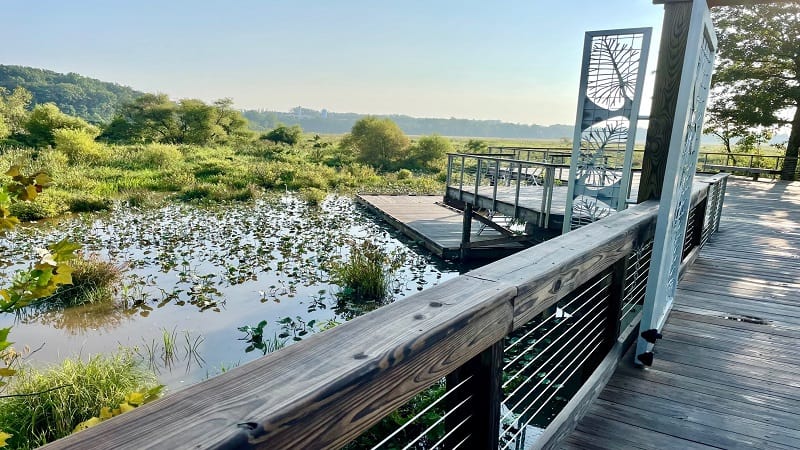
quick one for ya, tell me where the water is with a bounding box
[1,195,463,390]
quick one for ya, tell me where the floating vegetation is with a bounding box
[0,195,461,388]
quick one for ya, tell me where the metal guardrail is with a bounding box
[445,153,570,229]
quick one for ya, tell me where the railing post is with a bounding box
[459,155,466,202]
[461,203,473,260]
[514,163,523,218]
[445,341,503,449]
[603,260,627,353]
[446,154,453,187]
[714,176,727,233]
[474,159,482,199]
[493,159,500,211]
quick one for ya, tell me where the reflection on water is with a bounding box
[1,195,465,390]
[15,299,134,335]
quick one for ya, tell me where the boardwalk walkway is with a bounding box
[563,178,800,449]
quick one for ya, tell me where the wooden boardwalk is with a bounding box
[563,178,800,450]
[355,195,527,259]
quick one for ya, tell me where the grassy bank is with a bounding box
[0,135,447,221]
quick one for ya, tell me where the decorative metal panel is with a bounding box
[636,0,718,363]
[563,28,652,233]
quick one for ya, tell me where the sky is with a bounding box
[2,1,666,126]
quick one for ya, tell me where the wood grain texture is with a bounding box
[637,1,693,202]
[43,178,725,449]
[44,276,517,449]
[566,178,800,449]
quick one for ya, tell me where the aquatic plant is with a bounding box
[37,255,123,308]
[330,240,405,301]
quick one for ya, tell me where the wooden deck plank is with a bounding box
[565,178,800,449]
[355,195,527,259]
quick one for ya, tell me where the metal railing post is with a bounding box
[459,155,466,202]
[474,159,482,200]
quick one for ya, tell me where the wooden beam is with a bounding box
[637,1,694,202]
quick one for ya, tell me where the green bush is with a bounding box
[177,182,256,203]
[299,187,327,206]
[262,124,302,145]
[0,350,159,449]
[136,144,183,169]
[397,168,412,180]
[68,194,113,213]
[406,134,451,171]
[7,191,68,221]
[53,128,108,164]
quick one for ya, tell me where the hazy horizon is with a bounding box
[3,1,666,126]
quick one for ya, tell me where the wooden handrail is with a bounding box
[44,178,722,450]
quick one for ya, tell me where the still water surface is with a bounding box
[2,195,464,390]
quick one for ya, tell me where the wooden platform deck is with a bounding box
[356,195,527,260]
[563,178,800,450]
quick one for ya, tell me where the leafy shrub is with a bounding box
[177,182,256,203]
[136,144,183,169]
[53,128,108,164]
[68,194,113,213]
[406,134,451,171]
[343,117,409,170]
[397,168,412,180]
[7,191,68,221]
[299,187,327,206]
[330,241,404,301]
[262,124,302,145]
[0,351,159,449]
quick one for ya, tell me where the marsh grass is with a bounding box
[331,241,405,301]
[0,350,159,449]
[0,138,448,223]
[136,329,205,373]
[40,256,123,308]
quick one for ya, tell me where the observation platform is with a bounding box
[355,194,530,260]
[563,178,800,449]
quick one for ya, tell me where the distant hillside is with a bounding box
[0,65,143,123]
[243,107,584,140]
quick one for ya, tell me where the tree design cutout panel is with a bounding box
[564,29,651,233]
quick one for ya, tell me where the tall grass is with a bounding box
[0,351,159,449]
[330,241,404,301]
[38,256,123,308]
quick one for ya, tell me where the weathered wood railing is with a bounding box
[45,175,729,450]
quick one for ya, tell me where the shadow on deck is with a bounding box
[563,178,800,450]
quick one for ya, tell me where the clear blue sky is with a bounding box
[3,1,666,125]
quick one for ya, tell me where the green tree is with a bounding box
[109,93,179,143]
[23,103,98,148]
[342,117,409,170]
[407,134,451,170]
[262,124,302,145]
[0,87,32,140]
[103,95,249,145]
[711,4,800,180]
[703,100,772,165]
[211,98,249,141]
[464,138,487,154]
[176,99,217,145]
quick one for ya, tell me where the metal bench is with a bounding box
[703,163,780,181]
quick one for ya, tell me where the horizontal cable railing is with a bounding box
[445,153,570,229]
[44,176,729,450]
